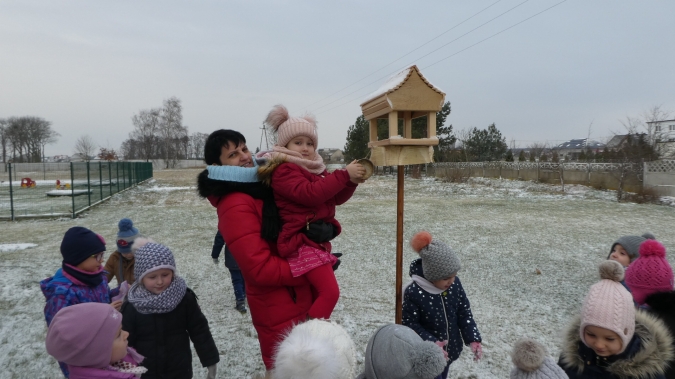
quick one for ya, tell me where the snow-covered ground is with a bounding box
[1,169,674,378]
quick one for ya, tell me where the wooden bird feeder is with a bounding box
[360,65,445,324]
[360,65,444,167]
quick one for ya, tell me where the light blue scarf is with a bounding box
[206,158,260,183]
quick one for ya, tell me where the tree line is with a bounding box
[0,117,59,163]
[120,97,209,168]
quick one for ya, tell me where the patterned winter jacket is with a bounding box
[558,311,674,379]
[40,268,113,326]
[402,258,482,363]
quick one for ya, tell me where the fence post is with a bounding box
[108,162,112,197]
[116,163,120,192]
[70,162,76,218]
[86,161,91,207]
[99,161,103,200]
[8,163,15,221]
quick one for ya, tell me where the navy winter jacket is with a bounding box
[402,258,481,363]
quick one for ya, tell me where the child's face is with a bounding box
[609,244,631,267]
[76,252,104,272]
[120,251,134,261]
[285,136,315,160]
[219,141,253,167]
[141,268,174,295]
[110,326,129,363]
[583,325,622,356]
[431,275,456,290]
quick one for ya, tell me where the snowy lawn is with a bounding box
[1,169,674,378]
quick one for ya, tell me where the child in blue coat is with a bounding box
[402,231,482,379]
[41,226,120,377]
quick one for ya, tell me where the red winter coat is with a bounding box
[270,163,357,257]
[209,192,312,370]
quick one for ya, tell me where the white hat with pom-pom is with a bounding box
[510,338,568,379]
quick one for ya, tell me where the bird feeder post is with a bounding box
[360,65,445,324]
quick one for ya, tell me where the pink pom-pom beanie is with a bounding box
[580,260,635,354]
[625,239,674,305]
[264,104,318,148]
[46,302,122,368]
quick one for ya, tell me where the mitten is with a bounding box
[435,340,449,361]
[332,252,342,271]
[206,364,217,379]
[470,341,483,361]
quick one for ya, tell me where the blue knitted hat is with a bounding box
[117,218,140,253]
[60,226,106,265]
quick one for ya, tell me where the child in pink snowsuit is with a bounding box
[46,302,146,379]
[258,104,366,319]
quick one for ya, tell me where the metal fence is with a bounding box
[1,161,153,220]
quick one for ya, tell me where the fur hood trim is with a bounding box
[560,311,674,379]
[257,155,287,186]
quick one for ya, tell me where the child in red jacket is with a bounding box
[258,104,366,319]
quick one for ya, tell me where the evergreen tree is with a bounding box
[463,123,508,161]
[505,149,514,162]
[578,150,586,161]
[343,115,370,161]
[518,150,526,162]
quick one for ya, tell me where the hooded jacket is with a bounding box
[258,160,357,257]
[197,169,312,370]
[40,268,112,326]
[103,251,135,285]
[401,258,481,363]
[559,311,674,379]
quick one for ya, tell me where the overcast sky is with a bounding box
[2,1,674,156]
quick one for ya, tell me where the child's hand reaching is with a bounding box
[470,341,483,361]
[110,300,123,311]
[434,340,449,361]
[345,160,366,183]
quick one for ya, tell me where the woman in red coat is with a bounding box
[257,105,365,320]
[197,129,312,376]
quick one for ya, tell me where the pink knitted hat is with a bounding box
[580,260,635,354]
[264,104,318,148]
[46,302,122,368]
[625,240,674,305]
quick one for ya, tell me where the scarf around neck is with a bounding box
[62,263,104,287]
[126,276,187,314]
[197,159,281,241]
[404,274,446,295]
[266,146,326,174]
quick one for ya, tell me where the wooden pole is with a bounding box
[395,165,405,324]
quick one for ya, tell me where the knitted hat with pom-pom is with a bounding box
[510,339,568,379]
[131,238,176,282]
[116,218,140,253]
[272,319,356,379]
[580,260,635,354]
[606,232,655,262]
[625,239,674,305]
[356,324,446,379]
[264,104,318,148]
[410,231,461,282]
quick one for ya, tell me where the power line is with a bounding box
[315,0,567,116]
[303,0,505,112]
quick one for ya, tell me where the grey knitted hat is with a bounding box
[510,339,568,379]
[606,233,656,262]
[410,231,461,282]
[131,238,177,282]
[356,324,446,379]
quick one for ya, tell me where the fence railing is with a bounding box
[1,161,153,220]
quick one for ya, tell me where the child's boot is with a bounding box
[235,299,247,314]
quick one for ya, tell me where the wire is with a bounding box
[315,0,567,116]
[303,0,505,112]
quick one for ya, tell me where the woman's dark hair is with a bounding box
[203,129,247,165]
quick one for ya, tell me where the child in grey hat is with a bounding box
[402,231,483,379]
[606,232,655,268]
[356,323,447,379]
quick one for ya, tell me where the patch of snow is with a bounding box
[362,65,414,104]
[0,243,38,252]
[144,186,193,192]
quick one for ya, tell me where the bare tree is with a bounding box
[528,142,547,161]
[0,119,7,163]
[74,135,96,161]
[130,108,161,162]
[158,97,187,168]
[188,132,209,159]
[3,116,58,162]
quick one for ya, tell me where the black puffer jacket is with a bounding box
[645,291,675,379]
[121,288,220,379]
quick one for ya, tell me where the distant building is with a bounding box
[554,139,605,161]
[646,119,675,157]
